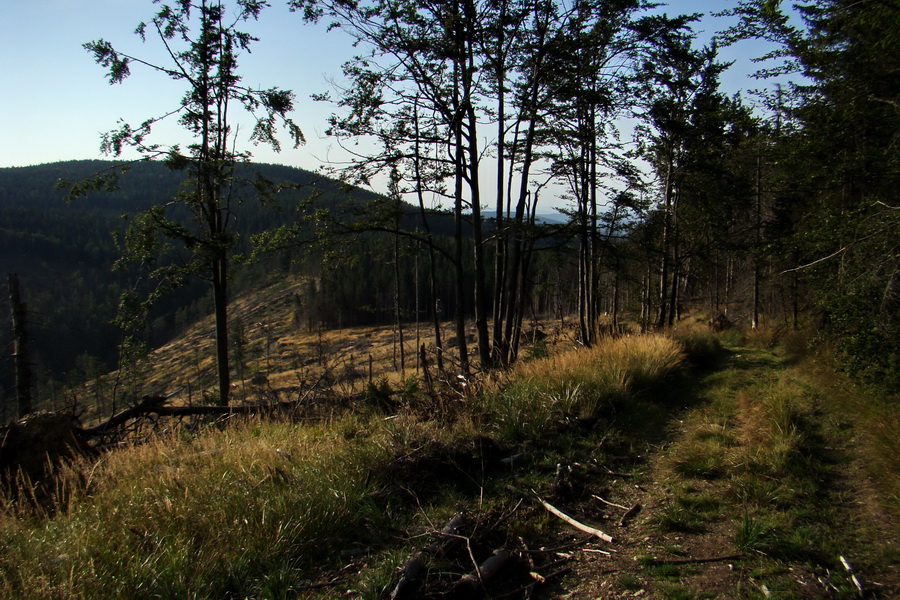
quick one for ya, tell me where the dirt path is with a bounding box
[538,346,899,600]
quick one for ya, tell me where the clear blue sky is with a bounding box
[1,1,793,191]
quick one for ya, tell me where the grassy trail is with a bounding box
[560,344,899,599]
[2,334,897,599]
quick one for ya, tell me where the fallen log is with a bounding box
[390,512,467,600]
[450,549,516,597]
[80,393,175,436]
[79,394,313,438]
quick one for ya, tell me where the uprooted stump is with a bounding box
[709,313,732,332]
[0,411,93,498]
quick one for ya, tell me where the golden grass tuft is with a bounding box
[481,335,685,440]
[0,416,400,599]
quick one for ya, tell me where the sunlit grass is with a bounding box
[0,416,399,599]
[654,336,899,597]
[480,335,685,440]
[7,325,895,599]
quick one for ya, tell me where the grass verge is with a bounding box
[1,333,692,599]
[649,340,899,599]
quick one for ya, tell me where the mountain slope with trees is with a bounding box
[0,159,376,417]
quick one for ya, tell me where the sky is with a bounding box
[0,1,796,203]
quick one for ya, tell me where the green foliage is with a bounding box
[365,377,395,411]
[721,0,900,397]
[820,279,900,397]
[734,508,772,553]
[80,0,310,405]
[671,330,725,369]
[523,337,549,361]
[0,160,341,413]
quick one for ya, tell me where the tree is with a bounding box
[544,2,673,346]
[7,274,32,418]
[722,0,900,392]
[635,29,749,329]
[84,0,302,405]
[300,0,672,368]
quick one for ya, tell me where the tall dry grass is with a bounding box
[0,417,396,599]
[0,333,692,598]
[481,335,685,441]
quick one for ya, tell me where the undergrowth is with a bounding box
[0,416,452,599]
[480,335,685,441]
[0,333,693,599]
[655,335,899,598]
[10,328,896,599]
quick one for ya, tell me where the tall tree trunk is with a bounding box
[413,105,444,373]
[656,156,675,329]
[667,191,680,327]
[465,108,491,370]
[497,5,550,365]
[7,274,32,418]
[491,3,507,366]
[588,103,599,341]
[612,267,620,331]
[500,113,541,364]
[510,201,540,362]
[752,145,763,330]
[393,227,406,377]
[791,251,799,330]
[452,48,470,376]
[212,254,230,406]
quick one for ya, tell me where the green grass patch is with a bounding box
[0,416,404,599]
[659,340,899,599]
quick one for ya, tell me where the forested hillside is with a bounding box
[0,160,380,415]
[2,0,898,418]
[1,2,898,597]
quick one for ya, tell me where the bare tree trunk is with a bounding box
[588,106,599,341]
[212,257,230,406]
[656,158,674,329]
[791,251,799,330]
[415,238,420,375]
[465,108,491,370]
[491,4,507,366]
[413,104,444,373]
[752,145,762,330]
[612,267,620,331]
[668,195,680,327]
[7,274,32,418]
[452,46,470,376]
[641,260,652,333]
[394,227,406,378]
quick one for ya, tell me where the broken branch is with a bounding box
[507,486,614,543]
[619,503,642,527]
[646,554,743,566]
[592,495,628,511]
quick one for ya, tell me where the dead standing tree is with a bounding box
[7,274,32,418]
